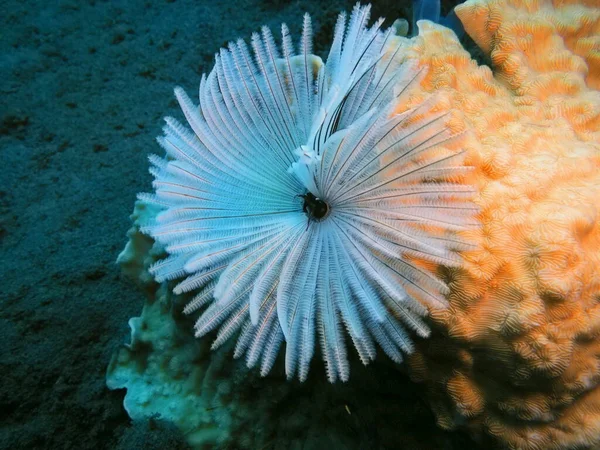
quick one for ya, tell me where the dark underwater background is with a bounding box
[1,0,488,448]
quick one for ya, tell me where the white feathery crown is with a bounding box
[140,3,476,382]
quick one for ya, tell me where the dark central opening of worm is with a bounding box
[300,192,329,220]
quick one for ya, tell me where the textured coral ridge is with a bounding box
[397,0,600,449]
[139,4,476,383]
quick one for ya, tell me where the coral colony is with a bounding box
[139,4,475,382]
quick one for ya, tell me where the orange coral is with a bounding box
[390,0,600,448]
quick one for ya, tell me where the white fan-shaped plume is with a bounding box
[141,3,477,382]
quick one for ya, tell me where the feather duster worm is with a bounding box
[140,4,476,382]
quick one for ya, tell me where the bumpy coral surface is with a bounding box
[395,1,600,449]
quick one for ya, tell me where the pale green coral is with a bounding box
[106,284,228,448]
[109,201,231,447]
